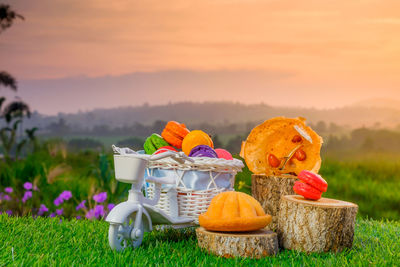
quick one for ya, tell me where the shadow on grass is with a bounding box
[142,226,197,245]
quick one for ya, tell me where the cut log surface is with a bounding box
[196,227,278,258]
[278,195,358,253]
[252,174,297,230]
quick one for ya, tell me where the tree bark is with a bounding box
[196,227,278,258]
[251,174,297,230]
[277,195,358,253]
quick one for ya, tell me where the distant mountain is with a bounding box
[22,101,400,132]
[15,70,292,115]
[352,98,400,110]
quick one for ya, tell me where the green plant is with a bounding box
[88,153,130,203]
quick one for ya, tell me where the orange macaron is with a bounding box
[161,121,190,149]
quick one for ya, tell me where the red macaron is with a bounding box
[293,170,328,200]
[298,170,328,192]
[293,181,322,200]
[154,146,178,154]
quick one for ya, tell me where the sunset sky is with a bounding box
[1,0,400,114]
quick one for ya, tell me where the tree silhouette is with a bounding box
[0,4,34,161]
[2,100,31,122]
[0,4,22,92]
[0,71,17,91]
[0,4,24,32]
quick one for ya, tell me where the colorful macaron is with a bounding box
[161,121,190,149]
[143,134,169,154]
[293,170,328,200]
[154,146,178,154]
[189,145,218,158]
[214,148,233,160]
[182,130,214,155]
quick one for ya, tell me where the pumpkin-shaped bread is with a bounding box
[199,191,272,232]
[240,117,323,175]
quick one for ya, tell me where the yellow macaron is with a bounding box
[182,130,214,155]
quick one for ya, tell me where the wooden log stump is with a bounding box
[196,227,278,258]
[252,174,297,230]
[277,195,358,253]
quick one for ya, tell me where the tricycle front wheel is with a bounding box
[108,212,145,251]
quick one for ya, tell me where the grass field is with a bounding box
[0,215,399,266]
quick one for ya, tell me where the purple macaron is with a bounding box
[189,145,218,158]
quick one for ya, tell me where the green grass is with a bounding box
[0,215,399,266]
[321,158,400,221]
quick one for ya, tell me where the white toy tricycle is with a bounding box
[106,145,244,251]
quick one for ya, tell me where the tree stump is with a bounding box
[277,195,358,253]
[251,174,297,230]
[196,227,278,258]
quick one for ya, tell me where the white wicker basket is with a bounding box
[144,156,244,224]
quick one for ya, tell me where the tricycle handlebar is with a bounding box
[149,151,194,164]
[112,145,194,164]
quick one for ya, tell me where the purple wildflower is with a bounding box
[76,215,81,220]
[53,191,72,206]
[6,210,12,216]
[54,197,63,206]
[107,203,115,211]
[76,200,86,211]
[23,182,33,190]
[49,213,56,218]
[93,192,107,203]
[38,204,49,216]
[3,195,11,201]
[5,187,13,193]
[59,191,72,201]
[56,208,63,216]
[85,209,95,219]
[22,191,32,203]
[94,205,105,218]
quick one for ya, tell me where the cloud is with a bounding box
[361,18,400,25]
[1,0,400,79]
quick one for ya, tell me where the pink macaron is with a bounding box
[214,148,233,160]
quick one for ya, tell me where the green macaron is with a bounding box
[143,133,169,154]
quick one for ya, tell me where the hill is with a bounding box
[22,101,400,132]
[353,98,400,110]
